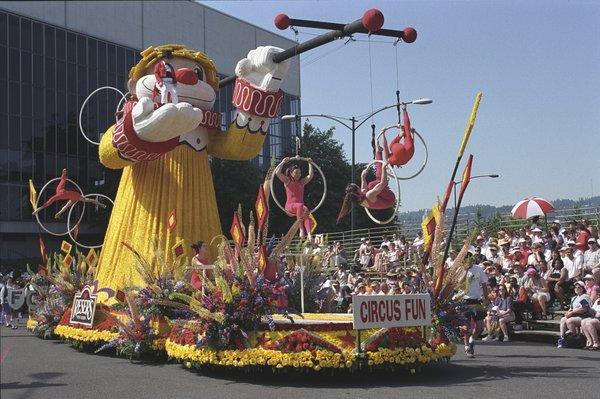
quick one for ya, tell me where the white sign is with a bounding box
[69,286,98,328]
[8,288,25,310]
[352,294,432,330]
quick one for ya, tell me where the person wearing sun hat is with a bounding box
[557,280,593,348]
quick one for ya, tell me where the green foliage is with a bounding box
[210,158,264,233]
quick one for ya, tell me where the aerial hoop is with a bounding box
[363,159,401,225]
[34,178,86,237]
[66,193,114,249]
[378,124,428,180]
[270,156,327,215]
[79,86,127,146]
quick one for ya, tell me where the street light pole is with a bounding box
[452,173,500,210]
[351,116,357,232]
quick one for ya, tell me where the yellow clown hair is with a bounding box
[129,44,219,92]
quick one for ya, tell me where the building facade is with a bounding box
[0,1,300,265]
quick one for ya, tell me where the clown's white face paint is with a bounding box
[133,57,216,110]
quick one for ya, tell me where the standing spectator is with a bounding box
[0,276,7,327]
[557,281,593,348]
[462,257,489,357]
[387,242,401,269]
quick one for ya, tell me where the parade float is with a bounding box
[23,8,489,376]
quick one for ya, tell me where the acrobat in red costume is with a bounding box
[385,105,414,167]
[153,50,178,105]
[274,157,315,239]
[336,144,395,224]
[32,169,105,219]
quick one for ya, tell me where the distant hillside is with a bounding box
[397,196,600,224]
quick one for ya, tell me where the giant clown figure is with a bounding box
[96,44,290,294]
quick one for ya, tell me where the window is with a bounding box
[44,25,54,57]
[0,80,6,116]
[8,80,19,115]
[0,45,6,79]
[66,32,76,63]
[8,15,18,48]
[77,35,86,65]
[20,19,31,51]
[0,12,7,46]
[33,86,44,119]
[21,117,32,152]
[33,118,44,152]
[32,54,43,86]
[9,47,19,81]
[43,57,55,90]
[32,22,43,54]
[56,29,65,60]
[21,84,31,117]
[0,112,7,149]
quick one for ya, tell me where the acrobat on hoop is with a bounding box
[377,125,428,180]
[269,156,327,215]
[34,178,86,236]
[363,159,401,225]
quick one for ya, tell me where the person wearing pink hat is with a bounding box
[583,274,598,303]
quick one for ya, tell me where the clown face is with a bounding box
[132,57,216,110]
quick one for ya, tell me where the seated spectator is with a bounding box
[378,282,390,295]
[483,285,515,342]
[584,238,600,275]
[353,282,366,296]
[581,297,600,350]
[387,242,401,269]
[558,281,594,348]
[400,281,412,294]
[525,268,551,318]
[584,274,598,303]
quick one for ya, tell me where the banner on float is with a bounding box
[69,285,98,328]
[352,294,432,330]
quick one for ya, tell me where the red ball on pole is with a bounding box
[402,27,417,43]
[274,13,291,30]
[362,9,384,32]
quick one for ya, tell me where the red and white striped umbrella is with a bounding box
[511,197,555,219]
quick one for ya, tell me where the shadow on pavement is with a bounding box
[185,362,598,389]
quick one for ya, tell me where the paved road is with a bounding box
[1,321,599,399]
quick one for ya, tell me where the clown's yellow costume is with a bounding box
[95,44,289,294]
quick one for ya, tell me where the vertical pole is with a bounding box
[453,182,458,210]
[300,255,305,314]
[351,117,357,233]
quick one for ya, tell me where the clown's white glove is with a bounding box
[235,46,290,93]
[132,97,203,143]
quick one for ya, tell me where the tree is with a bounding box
[210,158,263,233]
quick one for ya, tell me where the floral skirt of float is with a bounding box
[94,144,223,299]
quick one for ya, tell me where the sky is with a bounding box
[200,0,600,212]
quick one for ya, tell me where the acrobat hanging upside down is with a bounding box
[32,169,106,219]
[383,105,414,167]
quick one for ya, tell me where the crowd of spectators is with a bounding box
[283,218,599,350]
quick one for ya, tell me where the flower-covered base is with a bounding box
[166,316,456,374]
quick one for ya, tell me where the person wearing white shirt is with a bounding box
[461,259,489,358]
[561,247,580,280]
[583,238,600,273]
